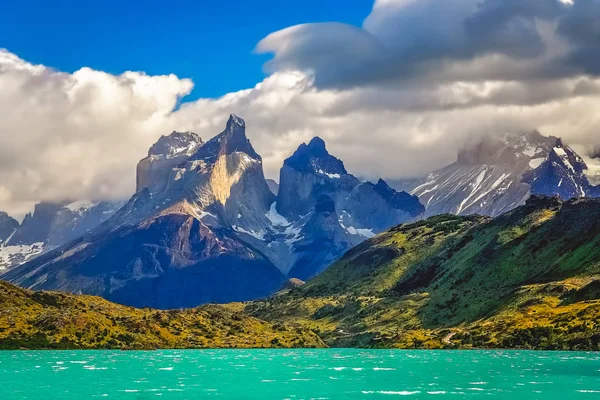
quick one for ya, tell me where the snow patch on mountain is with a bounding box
[316,169,341,179]
[553,147,577,174]
[265,202,290,227]
[457,168,487,214]
[529,158,545,169]
[0,241,45,272]
[66,200,98,212]
[232,225,266,240]
[346,225,375,238]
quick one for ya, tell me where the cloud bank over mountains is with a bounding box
[2,0,600,217]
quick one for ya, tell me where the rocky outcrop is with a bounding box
[277,137,359,218]
[136,131,202,194]
[280,277,305,291]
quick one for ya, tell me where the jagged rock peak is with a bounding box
[188,114,260,162]
[373,179,399,200]
[0,211,19,242]
[0,210,17,223]
[307,136,326,150]
[374,178,393,192]
[285,137,347,176]
[227,114,246,130]
[148,131,203,158]
[373,179,425,216]
[222,114,249,143]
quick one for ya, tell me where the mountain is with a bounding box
[0,280,323,350]
[0,201,123,272]
[400,131,600,217]
[276,137,424,278]
[5,115,284,309]
[524,139,593,199]
[5,115,424,308]
[248,196,600,350]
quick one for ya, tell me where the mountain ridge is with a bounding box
[0,200,123,272]
[396,131,600,217]
[5,115,424,308]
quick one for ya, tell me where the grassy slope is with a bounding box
[0,281,324,350]
[248,197,600,350]
[2,196,600,350]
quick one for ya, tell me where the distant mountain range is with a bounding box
[3,116,600,310]
[393,131,600,217]
[3,115,423,308]
[0,201,122,271]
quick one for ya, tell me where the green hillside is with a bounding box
[248,196,600,350]
[0,281,324,350]
[2,196,600,350]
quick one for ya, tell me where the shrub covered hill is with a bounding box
[248,196,600,350]
[2,196,600,350]
[0,281,323,350]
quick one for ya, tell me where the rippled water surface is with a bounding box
[1,350,599,399]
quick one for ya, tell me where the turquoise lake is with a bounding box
[1,350,599,399]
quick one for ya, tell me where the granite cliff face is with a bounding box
[6,115,424,307]
[136,131,203,194]
[5,115,282,308]
[276,137,424,279]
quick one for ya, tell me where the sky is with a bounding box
[1,0,600,217]
[0,0,371,99]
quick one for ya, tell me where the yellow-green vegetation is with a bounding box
[247,197,600,350]
[0,281,324,350]
[3,196,600,350]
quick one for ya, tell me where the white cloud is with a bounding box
[0,49,193,217]
[2,0,600,218]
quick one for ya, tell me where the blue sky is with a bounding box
[0,0,371,99]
